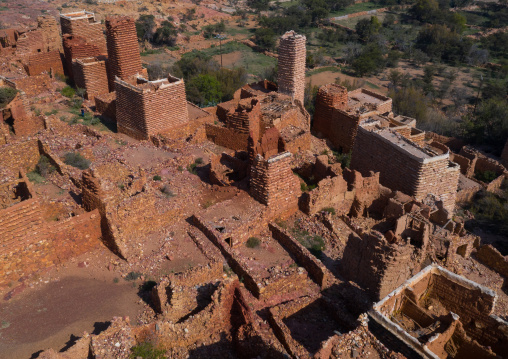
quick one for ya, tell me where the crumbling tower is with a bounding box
[277,31,306,104]
[60,11,107,54]
[115,75,189,140]
[105,17,144,91]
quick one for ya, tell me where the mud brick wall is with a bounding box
[283,131,311,154]
[0,197,45,257]
[60,15,107,54]
[224,99,261,143]
[300,175,353,215]
[206,124,250,151]
[314,106,361,152]
[15,31,44,56]
[476,245,508,278]
[1,210,101,288]
[37,16,62,53]
[426,131,465,152]
[95,91,116,120]
[428,273,507,354]
[72,57,109,100]
[24,50,64,76]
[250,152,300,213]
[192,215,262,297]
[105,17,143,89]
[116,77,189,140]
[269,223,331,288]
[351,127,459,213]
[0,139,40,172]
[340,231,417,300]
[277,31,306,104]
[63,35,103,81]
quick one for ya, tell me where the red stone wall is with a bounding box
[95,92,116,120]
[250,152,300,212]
[1,210,102,288]
[205,124,249,151]
[72,57,109,100]
[105,17,143,90]
[277,31,306,104]
[60,15,107,54]
[116,77,189,140]
[63,35,103,81]
[476,244,508,278]
[351,127,459,213]
[269,223,331,288]
[24,50,64,76]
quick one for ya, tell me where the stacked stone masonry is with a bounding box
[105,17,143,90]
[72,56,109,100]
[63,35,103,81]
[250,151,301,215]
[60,11,107,54]
[24,50,64,76]
[351,127,460,214]
[277,31,306,104]
[115,76,189,140]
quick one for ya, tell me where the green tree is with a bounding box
[186,74,223,106]
[153,21,178,46]
[254,27,276,50]
[352,43,385,76]
[355,16,381,42]
[135,14,155,41]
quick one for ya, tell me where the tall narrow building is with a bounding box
[105,16,144,90]
[277,31,306,104]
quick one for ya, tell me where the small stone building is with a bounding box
[351,124,460,214]
[115,75,189,140]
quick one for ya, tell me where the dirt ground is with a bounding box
[0,249,144,359]
[213,51,243,67]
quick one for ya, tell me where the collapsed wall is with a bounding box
[351,126,460,214]
[105,16,143,90]
[277,31,306,104]
[115,76,189,140]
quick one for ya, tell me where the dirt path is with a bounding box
[0,276,142,359]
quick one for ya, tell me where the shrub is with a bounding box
[27,171,46,184]
[0,87,18,108]
[153,175,162,181]
[36,155,56,177]
[475,170,498,183]
[246,237,261,248]
[195,157,203,164]
[321,207,336,215]
[90,117,101,126]
[130,341,166,359]
[125,271,142,281]
[60,86,75,98]
[187,163,198,175]
[63,152,90,170]
[160,185,175,197]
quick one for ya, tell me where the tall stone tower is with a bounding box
[105,16,143,90]
[277,31,306,104]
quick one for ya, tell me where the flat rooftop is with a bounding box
[60,10,95,20]
[347,88,391,115]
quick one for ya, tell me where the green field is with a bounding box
[329,2,385,17]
